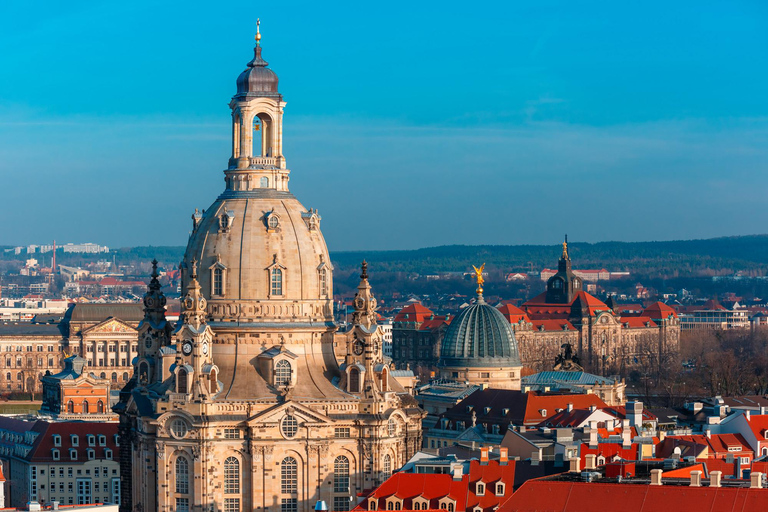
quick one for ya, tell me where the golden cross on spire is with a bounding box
[472,263,486,295]
[255,18,261,45]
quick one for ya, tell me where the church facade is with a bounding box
[116,25,423,512]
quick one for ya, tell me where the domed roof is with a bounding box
[236,44,279,96]
[439,296,521,369]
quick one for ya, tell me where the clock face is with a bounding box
[182,342,193,356]
[353,339,365,356]
[202,342,209,355]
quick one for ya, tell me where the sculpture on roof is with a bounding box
[554,342,583,372]
[472,263,485,295]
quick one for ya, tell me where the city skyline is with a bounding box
[1,1,767,251]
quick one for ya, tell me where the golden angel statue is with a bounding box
[472,263,485,294]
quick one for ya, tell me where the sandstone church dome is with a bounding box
[439,296,522,369]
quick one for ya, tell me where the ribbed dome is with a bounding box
[236,45,279,95]
[439,297,521,368]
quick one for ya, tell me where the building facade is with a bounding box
[116,29,424,512]
[40,356,115,421]
[0,304,141,395]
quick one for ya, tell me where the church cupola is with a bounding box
[228,19,288,179]
[545,235,583,304]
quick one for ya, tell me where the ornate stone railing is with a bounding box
[248,156,277,167]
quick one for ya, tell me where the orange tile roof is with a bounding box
[394,303,436,323]
[523,291,609,318]
[642,301,678,319]
[497,304,530,324]
[531,319,576,331]
[502,480,768,511]
[662,463,705,478]
[524,394,608,425]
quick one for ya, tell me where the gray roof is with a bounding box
[439,296,522,368]
[67,303,143,323]
[522,371,618,387]
[0,323,65,337]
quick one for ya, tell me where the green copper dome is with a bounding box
[439,296,522,368]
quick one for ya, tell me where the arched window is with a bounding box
[271,268,283,296]
[383,454,392,478]
[213,268,224,296]
[82,400,89,414]
[100,372,106,379]
[233,112,241,158]
[122,372,129,381]
[275,360,292,388]
[388,418,396,437]
[395,503,402,511]
[175,456,189,494]
[447,504,453,512]
[260,176,269,188]
[334,456,350,493]
[97,400,104,413]
[210,369,218,393]
[252,117,262,157]
[67,400,74,413]
[281,457,297,493]
[387,503,394,511]
[178,369,188,394]
[5,372,10,381]
[111,372,117,383]
[319,268,328,296]
[224,457,240,494]
[349,367,360,393]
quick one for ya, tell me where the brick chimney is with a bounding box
[710,471,722,488]
[569,457,581,473]
[499,447,509,465]
[585,454,597,470]
[650,469,663,486]
[689,470,702,487]
[480,447,489,465]
[751,472,764,489]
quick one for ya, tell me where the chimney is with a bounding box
[499,447,509,465]
[746,410,751,421]
[706,429,711,439]
[627,401,643,428]
[480,447,489,465]
[689,470,702,487]
[451,462,464,481]
[622,427,632,449]
[589,427,598,449]
[710,471,722,488]
[761,406,767,415]
[585,454,597,470]
[567,403,573,412]
[569,457,581,473]
[751,472,764,489]
[650,469,663,486]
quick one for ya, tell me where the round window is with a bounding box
[268,215,279,229]
[170,418,189,439]
[281,415,298,439]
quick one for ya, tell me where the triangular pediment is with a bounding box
[456,426,488,442]
[247,401,334,426]
[83,317,137,335]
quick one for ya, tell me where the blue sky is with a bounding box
[0,1,766,251]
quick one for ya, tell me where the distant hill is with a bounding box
[5,235,768,279]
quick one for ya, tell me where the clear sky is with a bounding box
[1,1,767,251]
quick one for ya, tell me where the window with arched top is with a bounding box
[395,502,402,511]
[281,457,297,494]
[82,400,89,414]
[260,176,269,188]
[213,268,224,296]
[111,372,117,383]
[275,360,292,388]
[175,456,189,494]
[334,456,350,493]
[97,400,104,414]
[349,367,360,393]
[383,454,392,479]
[122,372,129,381]
[271,268,283,296]
[224,457,240,494]
[388,418,396,437]
[178,369,188,394]
[252,117,262,157]
[67,400,74,413]
[210,369,218,393]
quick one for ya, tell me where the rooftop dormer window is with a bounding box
[71,434,79,447]
[53,434,61,447]
[87,435,95,447]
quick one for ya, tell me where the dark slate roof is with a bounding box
[0,322,65,337]
[439,295,522,368]
[66,303,143,323]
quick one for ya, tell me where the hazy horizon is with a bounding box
[1,2,767,251]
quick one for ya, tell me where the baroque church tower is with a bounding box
[116,22,424,512]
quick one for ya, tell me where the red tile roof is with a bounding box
[355,461,516,512]
[642,302,678,320]
[579,442,638,467]
[531,319,576,331]
[497,304,530,324]
[524,394,608,426]
[620,316,657,328]
[523,291,609,318]
[28,421,120,463]
[501,480,768,512]
[394,303,436,323]
[662,463,706,479]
